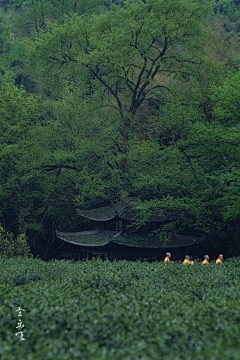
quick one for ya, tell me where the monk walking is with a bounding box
[216,254,223,264]
[183,255,194,265]
[163,252,172,262]
[202,255,209,265]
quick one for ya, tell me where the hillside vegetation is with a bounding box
[1,0,240,257]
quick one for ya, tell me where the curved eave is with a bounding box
[56,234,109,247]
[113,237,207,249]
[56,231,207,249]
[56,230,122,247]
[77,200,181,223]
[76,215,116,222]
[77,204,128,222]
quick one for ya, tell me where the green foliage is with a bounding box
[0,77,71,240]
[0,224,32,258]
[1,0,240,256]
[25,0,210,203]
[212,70,240,124]
[0,257,240,359]
[127,98,240,239]
[28,0,209,100]
[0,76,41,229]
[0,8,13,55]
[214,0,237,17]
[9,0,108,38]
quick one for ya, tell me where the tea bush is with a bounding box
[0,257,240,359]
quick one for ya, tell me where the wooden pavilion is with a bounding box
[56,198,207,260]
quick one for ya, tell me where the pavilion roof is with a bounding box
[77,200,128,221]
[77,198,179,222]
[117,233,207,248]
[56,230,207,248]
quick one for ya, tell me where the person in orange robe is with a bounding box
[183,255,194,265]
[216,254,223,264]
[163,252,171,262]
[202,255,209,265]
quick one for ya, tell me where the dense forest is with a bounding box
[1,0,240,259]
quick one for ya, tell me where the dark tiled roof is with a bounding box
[56,230,207,248]
[116,233,207,248]
[77,199,179,222]
[56,230,121,246]
[77,201,128,221]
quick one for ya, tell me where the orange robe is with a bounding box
[183,259,194,265]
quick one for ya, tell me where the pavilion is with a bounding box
[56,197,207,260]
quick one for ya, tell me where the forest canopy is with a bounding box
[0,0,240,258]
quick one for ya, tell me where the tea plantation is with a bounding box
[0,257,240,360]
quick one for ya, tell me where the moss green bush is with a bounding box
[0,257,240,360]
[0,225,32,258]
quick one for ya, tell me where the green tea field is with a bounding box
[0,257,240,360]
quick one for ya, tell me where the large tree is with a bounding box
[28,0,209,195]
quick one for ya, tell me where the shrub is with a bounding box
[0,224,32,258]
[0,258,240,360]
